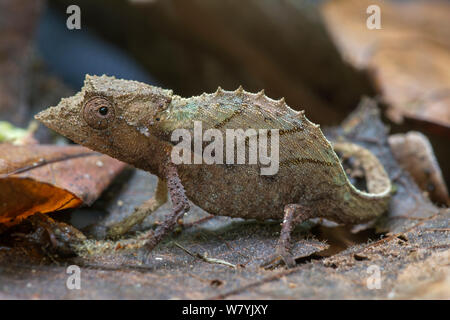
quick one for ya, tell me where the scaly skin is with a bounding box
[35,75,391,268]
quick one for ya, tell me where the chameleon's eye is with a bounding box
[99,106,108,116]
[83,96,115,130]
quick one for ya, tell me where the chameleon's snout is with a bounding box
[34,108,52,123]
[34,105,63,132]
[35,107,56,127]
[34,95,83,137]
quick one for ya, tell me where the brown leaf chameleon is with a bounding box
[35,75,392,268]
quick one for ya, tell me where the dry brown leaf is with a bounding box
[388,131,449,205]
[0,143,126,227]
[392,249,450,299]
[321,0,450,130]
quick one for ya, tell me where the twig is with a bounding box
[182,215,215,228]
[423,228,450,232]
[173,242,236,269]
[210,266,304,299]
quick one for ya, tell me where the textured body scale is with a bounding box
[154,88,389,223]
[35,75,391,267]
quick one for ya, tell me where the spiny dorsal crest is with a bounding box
[215,86,224,97]
[235,85,244,96]
[209,86,304,118]
[257,89,265,97]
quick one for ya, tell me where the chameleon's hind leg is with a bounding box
[260,204,312,269]
[142,163,190,253]
[105,178,168,239]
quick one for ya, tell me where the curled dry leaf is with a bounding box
[0,144,126,227]
[388,131,449,205]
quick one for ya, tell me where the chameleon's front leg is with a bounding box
[143,163,190,252]
[260,204,312,269]
[105,178,168,239]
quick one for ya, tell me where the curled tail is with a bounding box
[333,142,392,223]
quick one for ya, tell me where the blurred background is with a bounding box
[0,0,449,184]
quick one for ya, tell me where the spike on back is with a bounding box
[215,86,224,97]
[295,110,306,119]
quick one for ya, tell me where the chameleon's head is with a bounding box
[35,74,173,167]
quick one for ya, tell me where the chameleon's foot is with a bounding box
[260,204,312,269]
[260,248,296,269]
[139,164,190,262]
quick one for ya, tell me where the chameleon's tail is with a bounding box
[333,142,392,223]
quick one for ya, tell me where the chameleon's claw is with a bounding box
[260,249,296,269]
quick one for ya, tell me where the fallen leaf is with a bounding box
[388,131,449,205]
[0,144,126,227]
[321,0,450,133]
[391,249,450,299]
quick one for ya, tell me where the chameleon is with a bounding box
[35,74,392,268]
